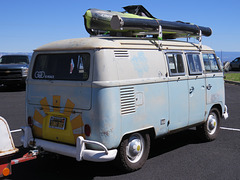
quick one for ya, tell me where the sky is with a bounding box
[1,0,240,52]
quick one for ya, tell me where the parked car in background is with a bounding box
[230,57,240,70]
[0,55,29,87]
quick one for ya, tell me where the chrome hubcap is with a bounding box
[207,113,217,135]
[126,133,144,163]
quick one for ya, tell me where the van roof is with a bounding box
[35,37,213,52]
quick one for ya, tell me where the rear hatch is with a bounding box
[27,53,91,145]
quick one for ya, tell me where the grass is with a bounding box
[225,73,240,82]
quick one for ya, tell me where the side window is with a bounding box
[166,53,185,76]
[203,54,221,73]
[203,54,211,71]
[186,54,202,75]
[233,58,238,62]
[233,58,240,63]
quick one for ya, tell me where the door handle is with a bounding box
[189,86,194,94]
[206,84,212,90]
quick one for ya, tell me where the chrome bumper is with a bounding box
[21,126,117,162]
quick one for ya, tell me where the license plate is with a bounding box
[49,116,66,130]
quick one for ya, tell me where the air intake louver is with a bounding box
[114,50,129,58]
[120,87,136,115]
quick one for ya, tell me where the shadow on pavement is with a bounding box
[0,85,25,92]
[9,129,205,179]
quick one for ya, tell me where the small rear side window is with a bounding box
[32,53,90,81]
[166,53,185,76]
[203,54,221,73]
[186,54,202,75]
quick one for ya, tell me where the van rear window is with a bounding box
[32,53,90,81]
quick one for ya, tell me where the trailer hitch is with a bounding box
[0,116,39,178]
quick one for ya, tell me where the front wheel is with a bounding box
[116,132,150,172]
[197,108,220,141]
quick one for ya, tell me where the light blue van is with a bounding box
[21,37,228,171]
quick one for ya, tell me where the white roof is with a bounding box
[35,36,213,52]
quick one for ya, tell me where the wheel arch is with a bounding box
[211,104,222,118]
[197,105,221,142]
[120,127,156,146]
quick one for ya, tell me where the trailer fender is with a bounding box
[0,116,18,157]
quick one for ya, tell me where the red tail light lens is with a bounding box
[28,116,33,127]
[84,124,91,137]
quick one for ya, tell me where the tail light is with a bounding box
[28,116,33,127]
[2,167,10,177]
[84,124,91,137]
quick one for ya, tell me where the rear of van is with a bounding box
[27,52,91,145]
[22,38,119,162]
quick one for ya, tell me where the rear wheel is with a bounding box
[116,132,150,172]
[197,108,220,141]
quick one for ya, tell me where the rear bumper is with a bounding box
[21,126,117,162]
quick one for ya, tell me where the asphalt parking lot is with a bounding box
[0,83,240,180]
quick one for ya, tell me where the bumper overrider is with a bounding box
[21,126,118,162]
[223,105,229,120]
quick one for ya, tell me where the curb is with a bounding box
[225,80,240,86]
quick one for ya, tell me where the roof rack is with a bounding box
[83,5,211,45]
